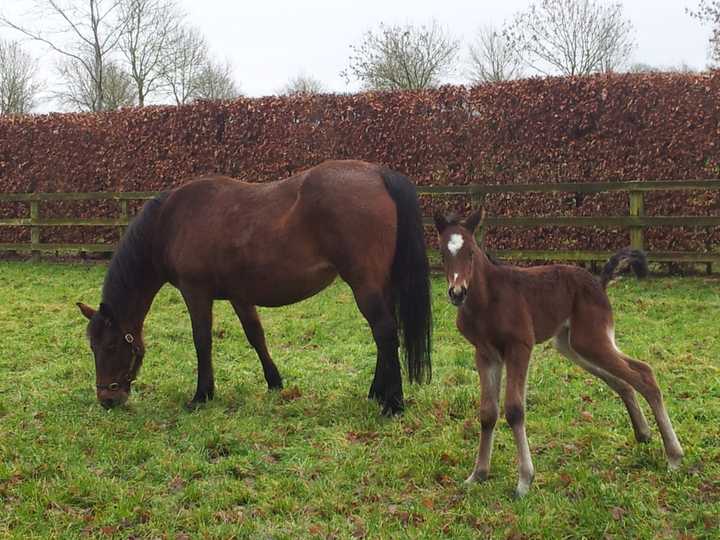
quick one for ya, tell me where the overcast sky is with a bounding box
[0,0,714,111]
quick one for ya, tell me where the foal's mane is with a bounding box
[101,192,169,315]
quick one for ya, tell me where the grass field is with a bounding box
[0,261,718,539]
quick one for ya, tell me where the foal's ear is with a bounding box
[434,212,449,233]
[77,302,97,320]
[462,209,485,234]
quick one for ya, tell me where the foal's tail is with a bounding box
[600,248,649,289]
[381,168,432,384]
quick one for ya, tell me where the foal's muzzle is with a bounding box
[448,285,468,306]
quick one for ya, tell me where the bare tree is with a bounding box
[688,1,720,65]
[343,20,459,90]
[0,39,42,114]
[506,0,636,76]
[279,73,326,96]
[57,54,136,111]
[193,59,240,101]
[160,25,208,104]
[0,0,128,111]
[627,62,660,74]
[119,0,182,106]
[468,25,523,84]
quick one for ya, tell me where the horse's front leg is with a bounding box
[230,301,283,390]
[466,348,502,484]
[180,287,215,406]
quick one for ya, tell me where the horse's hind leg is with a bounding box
[180,287,215,405]
[230,301,283,390]
[553,326,652,443]
[570,317,684,468]
[351,286,403,416]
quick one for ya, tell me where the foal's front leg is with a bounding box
[504,343,535,498]
[466,348,502,483]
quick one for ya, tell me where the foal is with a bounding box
[434,211,683,497]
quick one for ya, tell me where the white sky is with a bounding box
[0,0,714,111]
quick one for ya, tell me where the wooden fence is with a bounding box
[1,180,719,271]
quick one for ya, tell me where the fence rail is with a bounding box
[1,180,719,269]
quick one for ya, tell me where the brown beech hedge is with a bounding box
[1,72,719,252]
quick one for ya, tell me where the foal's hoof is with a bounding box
[464,470,489,484]
[513,475,534,499]
[635,430,652,444]
[267,380,283,391]
[668,455,683,471]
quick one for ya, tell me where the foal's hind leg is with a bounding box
[503,343,535,498]
[553,326,652,443]
[352,287,403,416]
[570,320,684,468]
[230,301,283,391]
[180,287,215,406]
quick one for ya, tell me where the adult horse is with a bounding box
[77,160,432,415]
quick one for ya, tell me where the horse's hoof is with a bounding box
[186,392,213,410]
[368,385,382,402]
[635,431,652,444]
[268,381,283,391]
[668,455,683,470]
[185,400,203,412]
[381,401,404,417]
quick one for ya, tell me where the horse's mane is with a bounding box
[101,192,169,315]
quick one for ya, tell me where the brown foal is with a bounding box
[434,210,683,497]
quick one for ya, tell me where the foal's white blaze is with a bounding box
[448,234,464,255]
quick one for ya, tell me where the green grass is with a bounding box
[0,261,718,539]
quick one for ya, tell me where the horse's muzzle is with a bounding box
[97,389,129,409]
[448,285,467,306]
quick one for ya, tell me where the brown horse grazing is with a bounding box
[77,160,432,415]
[434,210,683,498]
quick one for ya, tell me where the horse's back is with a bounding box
[154,161,399,304]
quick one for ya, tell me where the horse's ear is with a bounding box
[77,302,96,320]
[434,212,449,233]
[98,302,115,323]
[462,209,486,234]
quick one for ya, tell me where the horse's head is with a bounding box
[434,209,484,307]
[77,302,144,409]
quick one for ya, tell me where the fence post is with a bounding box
[30,200,40,260]
[629,190,644,250]
[119,199,128,242]
[471,188,488,249]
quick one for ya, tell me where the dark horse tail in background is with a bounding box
[77,160,432,415]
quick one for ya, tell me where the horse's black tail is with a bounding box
[600,248,649,289]
[380,168,432,384]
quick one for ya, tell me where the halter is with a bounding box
[95,332,140,392]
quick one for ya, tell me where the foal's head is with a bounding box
[434,210,484,307]
[77,302,144,409]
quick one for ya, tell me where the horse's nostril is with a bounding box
[100,398,116,409]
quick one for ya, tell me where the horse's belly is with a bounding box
[237,262,338,307]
